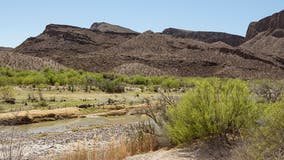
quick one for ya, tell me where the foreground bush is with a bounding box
[166,79,258,144]
[239,100,284,160]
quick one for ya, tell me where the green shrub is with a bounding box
[161,78,181,89]
[97,80,125,93]
[148,85,160,92]
[0,76,9,86]
[102,73,118,80]
[241,100,284,160]
[166,79,258,144]
[0,86,15,102]
[36,101,48,108]
[129,75,150,85]
[149,76,164,85]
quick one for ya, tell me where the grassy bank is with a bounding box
[0,107,81,125]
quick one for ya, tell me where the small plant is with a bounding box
[36,101,48,108]
[27,93,37,102]
[0,86,16,104]
[148,85,160,92]
[129,75,150,85]
[107,98,117,105]
[251,80,283,103]
[49,96,56,102]
[38,90,45,101]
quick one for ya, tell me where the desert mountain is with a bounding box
[241,10,284,59]
[90,22,138,34]
[162,28,244,47]
[15,24,138,55]
[14,24,138,69]
[91,31,284,78]
[13,15,284,79]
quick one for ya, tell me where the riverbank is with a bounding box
[0,115,149,160]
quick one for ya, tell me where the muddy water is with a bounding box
[0,114,148,134]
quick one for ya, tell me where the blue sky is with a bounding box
[0,0,283,47]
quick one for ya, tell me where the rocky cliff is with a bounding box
[242,10,284,59]
[245,10,284,40]
[162,28,244,46]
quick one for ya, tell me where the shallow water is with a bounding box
[0,114,148,134]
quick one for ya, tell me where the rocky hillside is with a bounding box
[162,28,244,47]
[95,31,284,79]
[14,24,138,69]
[13,12,284,79]
[241,10,284,59]
[0,47,13,51]
[0,51,65,70]
[245,10,284,40]
[15,24,138,55]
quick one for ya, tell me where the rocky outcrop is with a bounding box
[90,22,138,34]
[245,10,284,40]
[15,24,137,54]
[242,10,284,58]
[14,24,137,70]
[162,28,244,46]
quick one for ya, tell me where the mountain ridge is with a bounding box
[90,22,138,34]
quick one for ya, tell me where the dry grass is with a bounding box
[0,127,25,160]
[0,107,81,125]
[59,129,158,160]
